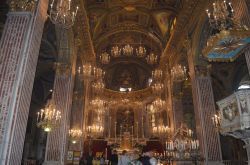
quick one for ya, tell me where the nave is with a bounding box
[0,0,250,165]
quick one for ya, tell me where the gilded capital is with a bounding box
[9,0,37,12]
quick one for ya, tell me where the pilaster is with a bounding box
[0,0,48,164]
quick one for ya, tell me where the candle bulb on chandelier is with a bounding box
[68,0,71,10]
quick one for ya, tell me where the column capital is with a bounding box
[194,64,212,77]
[9,0,37,12]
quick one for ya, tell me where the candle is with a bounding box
[228,2,233,13]
[68,0,71,10]
[50,0,55,8]
[37,112,40,122]
[75,6,79,16]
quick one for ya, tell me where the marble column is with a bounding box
[232,0,250,27]
[0,0,48,164]
[44,29,75,165]
[231,0,250,76]
[190,65,222,164]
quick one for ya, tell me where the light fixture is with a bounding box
[100,52,110,64]
[49,0,79,29]
[136,46,147,57]
[111,45,122,57]
[146,52,158,65]
[92,81,105,94]
[152,69,163,82]
[93,67,105,80]
[123,44,134,56]
[171,65,187,81]
[206,0,235,33]
[152,83,164,96]
[37,100,61,132]
[90,97,106,109]
[69,129,82,143]
[83,64,92,77]
[166,126,200,160]
[153,125,170,134]
[152,98,166,111]
[212,113,221,129]
[87,124,104,136]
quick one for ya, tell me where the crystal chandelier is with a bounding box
[69,129,82,144]
[171,65,187,81]
[111,45,122,57]
[83,64,92,77]
[152,83,164,96]
[152,98,166,111]
[92,81,105,94]
[90,97,106,109]
[147,104,161,114]
[123,44,134,56]
[93,67,105,80]
[166,126,200,160]
[136,46,147,57]
[152,118,170,135]
[146,52,158,65]
[100,52,110,64]
[152,69,163,82]
[37,100,61,132]
[49,0,79,29]
[206,0,235,33]
[212,113,221,129]
[87,125,104,135]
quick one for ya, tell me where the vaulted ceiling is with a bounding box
[84,0,183,91]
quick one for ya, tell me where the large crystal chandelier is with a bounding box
[111,45,122,57]
[206,0,235,33]
[49,0,79,29]
[166,126,200,160]
[123,44,134,56]
[152,69,163,82]
[100,52,110,64]
[69,129,82,144]
[93,67,105,80]
[152,119,170,135]
[90,97,106,109]
[136,46,147,57]
[152,83,164,96]
[147,104,161,114]
[92,81,105,94]
[87,124,104,136]
[37,100,61,132]
[171,65,187,81]
[152,98,166,110]
[83,64,92,77]
[146,52,158,65]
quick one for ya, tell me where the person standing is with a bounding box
[86,151,94,165]
[118,150,130,165]
[110,150,118,165]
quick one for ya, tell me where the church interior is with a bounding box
[0,0,250,165]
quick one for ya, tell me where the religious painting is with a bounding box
[153,12,171,36]
[116,107,134,135]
